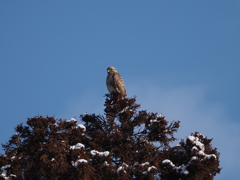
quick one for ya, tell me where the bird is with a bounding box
[106,66,126,97]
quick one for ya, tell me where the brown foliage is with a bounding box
[0,94,221,180]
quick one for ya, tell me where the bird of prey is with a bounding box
[106,66,126,97]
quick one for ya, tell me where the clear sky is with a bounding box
[0,1,239,179]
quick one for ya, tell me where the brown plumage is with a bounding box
[106,66,126,97]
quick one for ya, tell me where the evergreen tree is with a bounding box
[0,95,221,180]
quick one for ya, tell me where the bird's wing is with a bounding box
[113,72,126,96]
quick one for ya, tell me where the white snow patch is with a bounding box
[10,174,17,178]
[197,151,216,160]
[141,162,150,166]
[90,150,109,157]
[188,136,205,151]
[163,129,169,133]
[117,163,129,174]
[162,159,175,167]
[192,146,198,151]
[162,160,189,175]
[77,124,86,132]
[188,135,195,142]
[204,154,217,160]
[198,150,205,156]
[67,118,77,122]
[190,156,198,162]
[0,164,11,179]
[103,161,110,166]
[73,159,88,168]
[70,143,85,150]
[117,166,124,173]
[150,120,158,123]
[188,135,217,161]
[148,166,157,172]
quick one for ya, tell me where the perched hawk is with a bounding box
[106,66,126,97]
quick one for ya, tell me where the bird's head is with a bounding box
[107,66,117,73]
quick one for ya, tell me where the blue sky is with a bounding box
[0,1,239,179]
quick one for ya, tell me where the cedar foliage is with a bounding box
[0,94,221,180]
